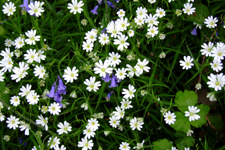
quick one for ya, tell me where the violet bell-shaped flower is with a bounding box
[47,82,56,98]
[91,5,99,14]
[105,91,113,101]
[57,76,66,95]
[191,27,197,36]
[20,0,29,12]
[106,1,115,9]
[54,91,63,107]
[109,75,118,88]
[102,73,111,82]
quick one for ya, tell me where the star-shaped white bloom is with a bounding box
[185,106,200,121]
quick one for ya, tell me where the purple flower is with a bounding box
[91,5,99,14]
[102,73,111,82]
[107,1,115,9]
[109,75,118,88]
[54,91,63,107]
[191,27,197,36]
[19,137,27,145]
[20,0,29,12]
[57,76,66,95]
[47,82,56,98]
[105,92,112,101]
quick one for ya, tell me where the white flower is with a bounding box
[130,117,144,131]
[24,49,38,63]
[19,121,30,135]
[67,0,84,14]
[134,16,145,26]
[159,33,166,40]
[106,21,122,38]
[0,57,13,72]
[128,29,134,37]
[11,62,29,82]
[48,102,61,115]
[14,37,25,49]
[6,115,20,130]
[98,33,110,45]
[200,42,214,57]
[10,96,20,107]
[134,140,144,149]
[119,142,130,150]
[210,59,223,72]
[18,84,32,98]
[2,2,16,16]
[84,76,101,92]
[126,64,141,78]
[41,106,48,114]
[81,102,88,110]
[117,9,125,18]
[4,39,14,47]
[183,3,196,15]
[81,19,87,26]
[195,83,202,90]
[204,16,218,28]
[48,137,60,149]
[113,106,125,119]
[28,1,45,17]
[148,0,156,4]
[122,84,136,99]
[156,7,166,18]
[115,17,130,31]
[84,31,97,42]
[83,127,95,139]
[172,147,178,150]
[26,92,39,105]
[25,29,40,45]
[94,60,113,78]
[164,111,176,125]
[36,115,48,131]
[108,52,121,67]
[63,66,79,83]
[0,102,4,110]
[135,59,151,74]
[206,92,217,102]
[159,51,166,58]
[36,50,46,63]
[136,7,147,19]
[186,129,194,136]
[211,42,225,61]
[185,106,200,121]
[145,14,159,27]
[3,135,10,141]
[78,138,94,150]
[176,9,182,16]
[147,26,159,37]
[121,99,133,110]
[109,116,120,128]
[0,112,5,122]
[57,121,72,135]
[33,65,46,79]
[114,34,130,51]
[0,48,13,59]
[82,40,94,52]
[87,118,100,131]
[160,108,167,115]
[140,90,147,96]
[179,56,194,70]
[207,73,225,91]
[116,68,127,80]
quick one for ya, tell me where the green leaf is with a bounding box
[190,104,210,128]
[188,4,209,23]
[175,90,198,112]
[176,136,195,150]
[153,139,172,150]
[171,112,190,132]
[0,82,6,93]
[0,26,6,35]
[207,114,224,130]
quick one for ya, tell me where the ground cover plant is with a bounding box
[0,0,225,149]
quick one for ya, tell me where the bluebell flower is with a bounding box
[109,75,118,88]
[19,137,27,146]
[102,73,111,82]
[47,82,56,98]
[57,76,66,95]
[106,1,115,9]
[54,91,63,107]
[20,0,29,12]
[105,92,112,101]
[191,27,197,36]
[91,5,99,14]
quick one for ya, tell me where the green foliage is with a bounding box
[175,90,198,112]
[152,139,172,150]
[188,4,209,23]
[171,112,190,133]
[176,136,195,150]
